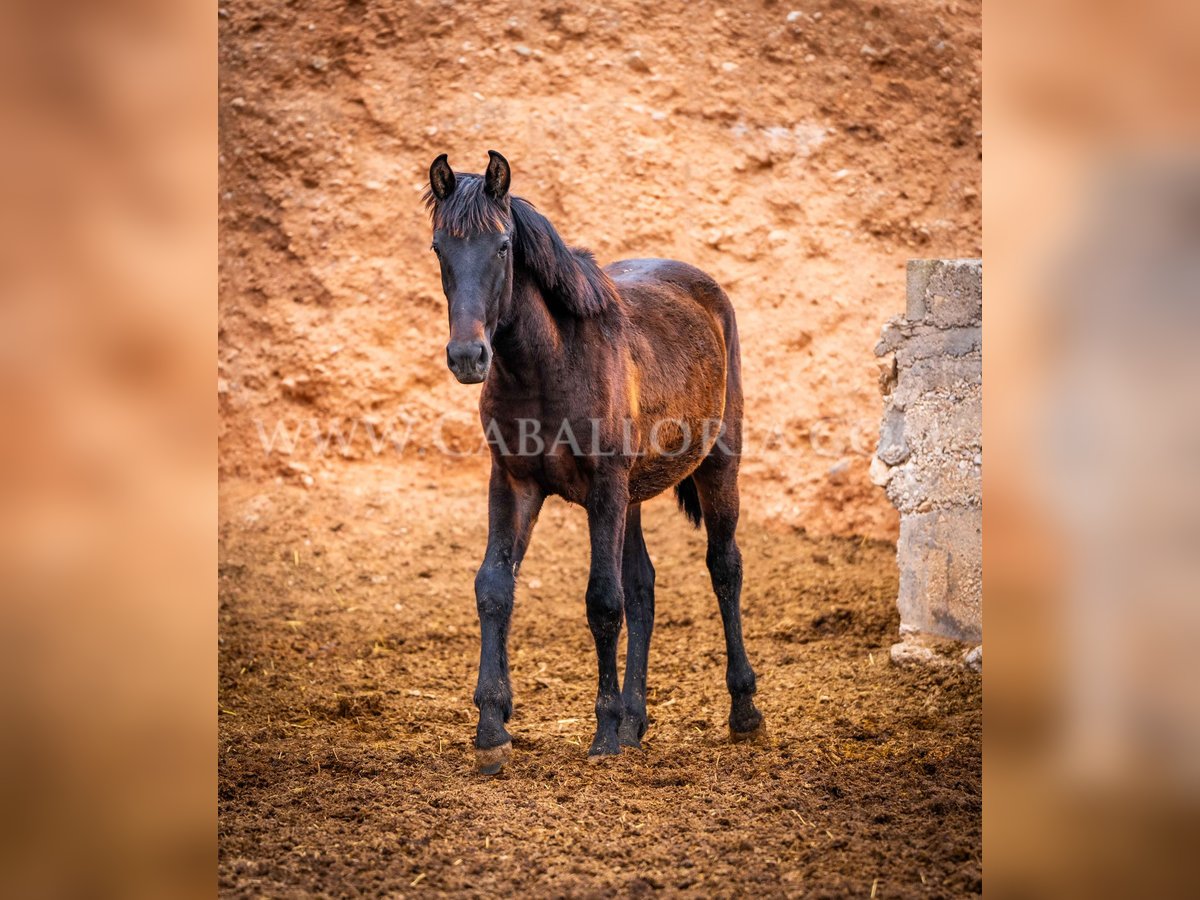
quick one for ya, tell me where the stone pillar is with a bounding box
[872,260,982,670]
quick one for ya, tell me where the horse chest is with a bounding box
[486,409,593,504]
[499,443,590,504]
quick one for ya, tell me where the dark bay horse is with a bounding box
[425,151,763,774]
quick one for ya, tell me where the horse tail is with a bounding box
[674,476,703,528]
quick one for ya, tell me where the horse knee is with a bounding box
[586,577,623,636]
[475,566,514,620]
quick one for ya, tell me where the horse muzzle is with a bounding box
[446,339,491,384]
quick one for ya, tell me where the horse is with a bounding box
[424,151,764,774]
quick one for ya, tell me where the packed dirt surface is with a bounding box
[218,0,982,540]
[219,0,982,894]
[219,474,981,896]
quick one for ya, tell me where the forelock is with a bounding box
[423,174,510,237]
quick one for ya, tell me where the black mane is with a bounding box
[425,174,618,318]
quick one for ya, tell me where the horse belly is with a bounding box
[624,324,728,503]
[627,385,725,503]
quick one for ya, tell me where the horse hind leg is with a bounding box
[583,473,630,760]
[693,455,765,740]
[618,504,655,749]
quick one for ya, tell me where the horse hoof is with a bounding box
[475,741,512,775]
[730,720,769,744]
[617,719,646,750]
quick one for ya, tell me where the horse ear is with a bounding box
[429,154,456,200]
[484,150,510,200]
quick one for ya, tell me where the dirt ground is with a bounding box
[218,467,981,897]
[219,0,982,894]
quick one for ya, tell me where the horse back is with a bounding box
[605,257,736,321]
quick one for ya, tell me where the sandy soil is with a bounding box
[217,0,981,540]
[218,0,982,894]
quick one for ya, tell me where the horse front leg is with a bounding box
[473,464,543,775]
[585,473,630,760]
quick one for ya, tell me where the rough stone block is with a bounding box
[877,407,910,466]
[905,258,982,327]
[890,629,983,671]
[890,352,981,409]
[905,259,936,320]
[926,259,983,327]
[880,385,982,514]
[894,326,982,367]
[896,508,982,643]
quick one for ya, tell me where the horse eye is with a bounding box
[497,243,509,259]
[431,244,440,257]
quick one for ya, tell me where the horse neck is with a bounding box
[490,269,569,388]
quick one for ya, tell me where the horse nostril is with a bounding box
[447,340,490,374]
